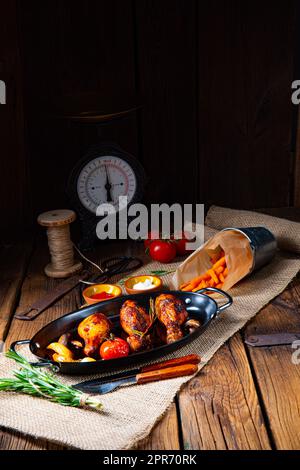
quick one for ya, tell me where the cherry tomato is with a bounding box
[144,230,161,249]
[149,240,177,263]
[173,238,188,256]
[172,231,194,256]
[100,336,130,360]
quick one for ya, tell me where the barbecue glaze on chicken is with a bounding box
[155,294,188,343]
[120,300,151,352]
[78,313,112,357]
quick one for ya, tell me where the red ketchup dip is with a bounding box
[90,292,115,301]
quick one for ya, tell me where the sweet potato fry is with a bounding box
[192,279,207,292]
[181,284,194,292]
[180,253,228,293]
[215,266,224,274]
[198,280,207,289]
[212,256,226,270]
[180,281,190,290]
[182,279,205,291]
[207,269,219,285]
[188,277,205,290]
[180,273,210,291]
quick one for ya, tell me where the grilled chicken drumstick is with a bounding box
[120,300,151,352]
[155,294,188,343]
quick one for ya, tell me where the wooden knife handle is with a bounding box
[142,354,200,372]
[136,363,198,384]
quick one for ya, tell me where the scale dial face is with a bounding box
[76,155,137,214]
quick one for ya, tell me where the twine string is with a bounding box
[73,243,103,273]
[47,225,74,270]
[79,393,91,407]
[45,223,104,275]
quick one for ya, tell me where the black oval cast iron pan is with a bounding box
[10,287,232,375]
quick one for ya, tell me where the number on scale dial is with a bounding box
[77,156,137,214]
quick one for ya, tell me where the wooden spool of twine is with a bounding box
[37,209,82,278]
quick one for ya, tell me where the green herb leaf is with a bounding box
[0,350,102,411]
[150,270,175,276]
[131,329,144,337]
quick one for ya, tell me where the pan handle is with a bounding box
[195,287,233,313]
[10,340,57,369]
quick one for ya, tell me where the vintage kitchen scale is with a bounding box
[56,92,146,250]
[67,143,146,249]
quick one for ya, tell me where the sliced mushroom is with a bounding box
[58,332,72,346]
[69,339,84,359]
[70,339,83,349]
[47,342,74,362]
[184,319,201,334]
[52,353,72,363]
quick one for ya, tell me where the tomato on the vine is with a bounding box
[149,239,177,263]
[143,230,161,249]
[172,231,194,256]
[100,336,130,360]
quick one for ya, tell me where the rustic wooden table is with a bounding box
[1,210,300,450]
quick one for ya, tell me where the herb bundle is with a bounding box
[0,350,102,410]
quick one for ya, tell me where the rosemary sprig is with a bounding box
[132,297,158,338]
[0,350,102,411]
[149,297,156,324]
[149,270,175,276]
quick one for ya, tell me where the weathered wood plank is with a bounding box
[0,427,67,450]
[0,242,32,344]
[178,334,271,450]
[245,276,300,449]
[136,403,180,450]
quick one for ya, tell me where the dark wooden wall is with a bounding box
[0,1,29,240]
[0,0,297,238]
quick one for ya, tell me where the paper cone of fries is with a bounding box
[172,227,277,292]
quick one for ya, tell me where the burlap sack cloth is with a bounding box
[1,206,300,450]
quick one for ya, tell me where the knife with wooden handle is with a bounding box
[141,354,200,372]
[136,363,198,384]
[73,354,201,392]
[73,363,199,395]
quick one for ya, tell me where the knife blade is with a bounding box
[73,363,198,395]
[76,376,137,395]
[245,332,300,347]
[73,354,201,391]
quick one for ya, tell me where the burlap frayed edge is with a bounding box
[0,417,78,450]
